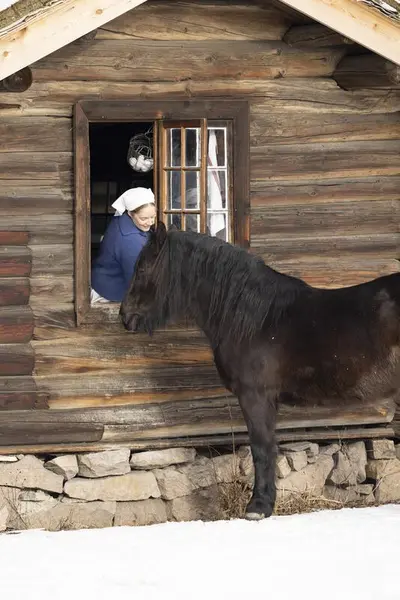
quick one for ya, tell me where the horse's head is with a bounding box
[120,221,168,333]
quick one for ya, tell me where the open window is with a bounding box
[74,100,249,325]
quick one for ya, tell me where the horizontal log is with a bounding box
[33,330,213,375]
[0,344,34,376]
[267,258,400,289]
[0,376,47,410]
[0,118,72,153]
[0,423,104,445]
[251,200,400,236]
[250,111,400,145]
[0,232,29,246]
[0,215,73,244]
[0,425,394,454]
[0,181,73,214]
[251,233,400,261]
[334,55,400,90]
[33,41,344,82]
[284,24,354,48]
[31,301,76,335]
[0,68,32,93]
[0,278,30,306]
[30,245,73,277]
[1,79,399,117]
[250,176,400,206]
[251,140,400,181]
[98,0,291,41]
[30,276,73,304]
[0,247,32,277]
[0,152,72,181]
[0,306,34,344]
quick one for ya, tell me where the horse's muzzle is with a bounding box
[120,311,140,332]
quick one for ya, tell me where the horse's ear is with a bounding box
[168,223,178,232]
[155,221,167,249]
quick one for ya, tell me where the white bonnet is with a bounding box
[111,187,155,216]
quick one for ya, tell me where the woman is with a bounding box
[91,187,156,303]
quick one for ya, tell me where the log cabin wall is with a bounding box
[0,0,399,451]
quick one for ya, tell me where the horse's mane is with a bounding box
[152,230,309,346]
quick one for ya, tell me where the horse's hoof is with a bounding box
[245,512,265,521]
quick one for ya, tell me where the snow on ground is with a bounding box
[1,505,399,600]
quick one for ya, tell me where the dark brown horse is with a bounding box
[120,223,400,520]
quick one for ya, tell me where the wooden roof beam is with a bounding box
[278,0,400,64]
[334,54,400,89]
[0,0,148,80]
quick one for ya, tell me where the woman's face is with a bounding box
[130,203,156,232]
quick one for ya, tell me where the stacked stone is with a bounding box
[0,439,399,531]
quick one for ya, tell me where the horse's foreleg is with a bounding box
[238,387,277,520]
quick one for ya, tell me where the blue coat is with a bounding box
[91,213,149,302]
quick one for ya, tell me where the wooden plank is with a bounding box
[0,306,34,344]
[0,152,72,181]
[0,423,104,445]
[266,258,400,289]
[251,176,400,206]
[0,0,148,81]
[251,233,400,261]
[334,55,400,90]
[97,0,292,41]
[30,276,73,304]
[1,79,400,118]
[251,140,400,181]
[33,41,344,82]
[0,344,34,376]
[0,232,29,246]
[0,118,72,153]
[0,181,73,214]
[33,331,213,375]
[0,376,47,410]
[250,200,400,236]
[0,425,394,454]
[251,111,400,144]
[284,24,355,48]
[31,301,76,335]
[0,215,73,244]
[0,247,32,277]
[0,277,30,306]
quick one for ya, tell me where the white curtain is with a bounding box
[207,130,225,237]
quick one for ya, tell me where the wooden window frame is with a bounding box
[74,99,250,326]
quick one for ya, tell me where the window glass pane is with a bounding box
[186,214,200,233]
[167,171,181,209]
[208,128,226,167]
[185,171,200,209]
[167,128,181,167]
[207,169,227,210]
[185,128,200,167]
[207,212,228,240]
[167,213,182,230]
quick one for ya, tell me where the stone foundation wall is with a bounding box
[0,439,399,532]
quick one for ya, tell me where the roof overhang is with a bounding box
[279,0,400,64]
[0,0,147,79]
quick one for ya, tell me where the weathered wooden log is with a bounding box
[30,276,73,304]
[33,41,343,82]
[0,232,29,246]
[284,24,354,48]
[0,425,395,455]
[0,68,32,93]
[0,278,30,306]
[334,55,400,90]
[0,215,73,244]
[0,182,72,214]
[251,140,400,182]
[251,199,400,237]
[0,306,34,343]
[0,247,32,278]
[30,245,73,276]
[0,422,103,445]
[1,78,399,118]
[0,117,72,153]
[97,0,291,41]
[0,376,47,410]
[0,152,72,181]
[0,344,34,376]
